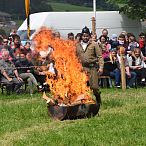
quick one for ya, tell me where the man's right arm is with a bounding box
[0,61,12,81]
[94,43,104,74]
[1,70,12,82]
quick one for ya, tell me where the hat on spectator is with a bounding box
[81,26,90,35]
[111,34,117,39]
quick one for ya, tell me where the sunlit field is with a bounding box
[48,2,92,11]
[0,88,146,146]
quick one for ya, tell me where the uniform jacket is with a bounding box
[76,41,104,70]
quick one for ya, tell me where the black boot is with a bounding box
[92,89,101,105]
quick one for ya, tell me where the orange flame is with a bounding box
[33,27,94,104]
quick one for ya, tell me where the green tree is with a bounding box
[0,0,53,19]
[107,0,146,20]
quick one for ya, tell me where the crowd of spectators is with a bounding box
[91,29,146,88]
[0,28,146,96]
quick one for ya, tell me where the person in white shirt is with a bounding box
[127,48,146,85]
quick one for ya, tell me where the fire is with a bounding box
[33,27,95,105]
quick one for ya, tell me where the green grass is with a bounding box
[48,2,92,12]
[0,88,146,146]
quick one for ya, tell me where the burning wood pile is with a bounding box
[33,27,100,120]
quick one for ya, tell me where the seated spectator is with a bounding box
[34,51,55,86]
[0,48,12,60]
[31,50,40,66]
[23,42,32,55]
[98,35,111,59]
[26,52,32,62]
[116,46,137,88]
[127,33,139,53]
[103,49,121,87]
[109,34,119,50]
[127,48,146,85]
[14,52,41,95]
[121,31,127,36]
[0,50,24,94]
[9,34,24,63]
[118,34,127,49]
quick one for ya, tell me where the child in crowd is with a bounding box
[98,35,111,59]
[127,33,139,53]
[109,34,119,50]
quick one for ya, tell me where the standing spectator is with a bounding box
[0,50,24,94]
[139,32,146,57]
[9,28,17,36]
[53,31,61,39]
[67,32,74,41]
[75,33,82,43]
[0,36,3,51]
[23,42,32,55]
[8,28,17,45]
[101,28,109,41]
[9,35,24,62]
[91,33,97,42]
[76,26,104,105]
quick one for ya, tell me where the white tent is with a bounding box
[17,11,142,40]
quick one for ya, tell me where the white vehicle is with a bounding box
[17,11,142,42]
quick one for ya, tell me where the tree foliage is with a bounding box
[1,0,145,20]
[0,0,53,19]
[54,0,118,10]
[107,0,146,20]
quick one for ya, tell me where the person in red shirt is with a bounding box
[139,32,146,57]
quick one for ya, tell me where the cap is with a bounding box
[81,26,90,35]
[111,34,117,39]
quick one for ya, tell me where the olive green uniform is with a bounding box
[76,42,104,90]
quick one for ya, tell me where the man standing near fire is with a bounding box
[76,26,104,105]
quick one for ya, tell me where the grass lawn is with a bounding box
[48,2,92,12]
[0,88,146,146]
